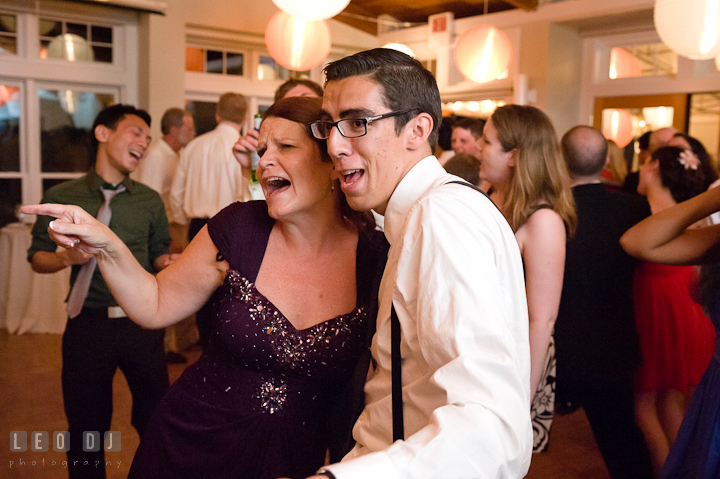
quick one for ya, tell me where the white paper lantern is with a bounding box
[602,109,634,148]
[609,47,641,79]
[381,43,416,58]
[48,34,94,62]
[454,25,512,84]
[654,0,720,60]
[265,12,331,71]
[272,0,350,21]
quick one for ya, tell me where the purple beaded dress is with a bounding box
[128,201,387,479]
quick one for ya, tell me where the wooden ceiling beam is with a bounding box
[502,0,537,11]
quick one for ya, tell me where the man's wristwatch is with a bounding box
[317,469,337,479]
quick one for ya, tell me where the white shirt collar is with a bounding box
[158,138,178,157]
[384,155,444,246]
[216,122,240,135]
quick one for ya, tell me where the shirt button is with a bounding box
[359,412,368,421]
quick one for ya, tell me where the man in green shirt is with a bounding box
[27,104,173,479]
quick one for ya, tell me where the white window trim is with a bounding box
[0,1,140,208]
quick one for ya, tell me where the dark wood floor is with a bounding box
[0,329,610,478]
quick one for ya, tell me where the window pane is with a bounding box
[0,85,20,172]
[277,65,290,81]
[92,45,112,63]
[258,56,278,80]
[91,25,112,44]
[0,36,16,55]
[39,19,62,38]
[39,90,114,172]
[600,107,674,148]
[46,34,94,62]
[43,178,70,191]
[206,50,223,74]
[185,47,203,72]
[607,43,678,80]
[185,100,217,137]
[226,52,243,76]
[0,179,21,227]
[0,14,17,33]
[66,22,87,40]
[688,92,720,164]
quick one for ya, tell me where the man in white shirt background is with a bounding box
[169,92,249,348]
[308,48,532,479]
[132,107,197,362]
[132,107,195,253]
[170,92,250,242]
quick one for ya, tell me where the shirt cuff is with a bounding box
[323,451,399,479]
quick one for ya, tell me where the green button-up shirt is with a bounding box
[27,168,171,309]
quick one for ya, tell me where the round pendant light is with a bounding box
[265,11,331,71]
[654,0,720,59]
[609,47,641,79]
[454,25,512,84]
[272,0,350,21]
[602,109,634,148]
[381,43,416,58]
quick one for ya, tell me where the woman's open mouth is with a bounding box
[264,177,291,195]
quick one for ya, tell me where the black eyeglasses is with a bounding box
[311,109,416,139]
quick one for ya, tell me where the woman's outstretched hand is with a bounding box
[21,203,117,256]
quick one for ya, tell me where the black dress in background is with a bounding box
[129,201,387,479]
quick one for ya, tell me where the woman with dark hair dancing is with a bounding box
[622,161,720,479]
[625,145,716,474]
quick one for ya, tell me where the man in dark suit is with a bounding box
[557,125,654,479]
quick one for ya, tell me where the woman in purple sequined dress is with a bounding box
[23,97,387,479]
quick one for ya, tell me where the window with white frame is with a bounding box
[0,13,17,55]
[184,28,319,138]
[39,18,114,63]
[0,2,138,219]
[186,46,245,76]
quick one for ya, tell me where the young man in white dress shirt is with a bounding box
[307,48,532,479]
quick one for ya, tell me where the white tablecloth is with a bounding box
[0,222,70,334]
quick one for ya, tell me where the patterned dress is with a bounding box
[532,337,556,452]
[128,201,387,479]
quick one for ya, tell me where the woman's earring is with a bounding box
[331,182,336,193]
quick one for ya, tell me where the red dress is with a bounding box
[633,262,716,392]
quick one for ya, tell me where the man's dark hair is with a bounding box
[453,118,485,140]
[160,108,188,135]
[637,131,652,151]
[323,48,442,150]
[561,125,608,178]
[274,78,323,102]
[443,153,481,186]
[91,104,151,161]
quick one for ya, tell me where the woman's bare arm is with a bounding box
[620,186,720,265]
[22,203,226,328]
[516,209,566,395]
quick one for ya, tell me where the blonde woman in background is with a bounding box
[601,139,628,191]
[476,104,576,452]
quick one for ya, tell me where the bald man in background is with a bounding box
[557,125,653,479]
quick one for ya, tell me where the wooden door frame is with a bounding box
[593,94,687,132]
